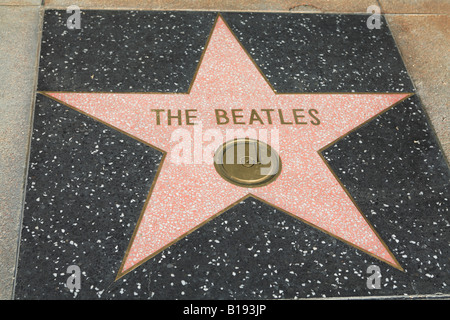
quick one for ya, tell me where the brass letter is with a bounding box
[215,109,229,125]
[308,109,321,125]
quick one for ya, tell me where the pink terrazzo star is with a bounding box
[44,15,411,279]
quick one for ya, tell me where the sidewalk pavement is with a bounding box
[0,0,448,299]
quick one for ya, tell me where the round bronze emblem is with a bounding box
[213,138,282,188]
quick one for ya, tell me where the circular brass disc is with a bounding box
[214,138,282,188]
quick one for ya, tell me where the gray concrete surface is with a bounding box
[0,5,42,299]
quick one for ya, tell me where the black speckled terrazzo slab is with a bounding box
[14,10,449,300]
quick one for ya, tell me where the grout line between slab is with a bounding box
[32,5,447,15]
[2,1,446,15]
[305,293,450,300]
